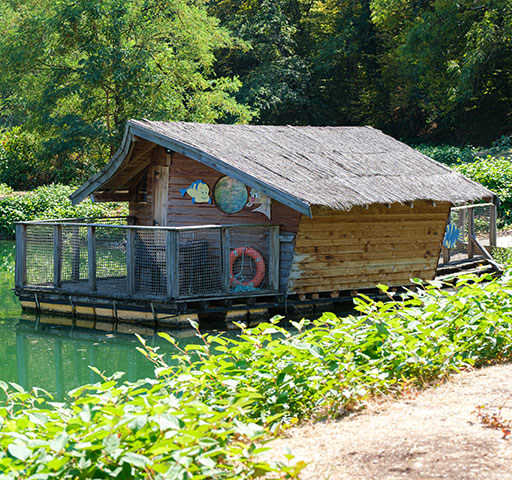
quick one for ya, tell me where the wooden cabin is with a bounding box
[14,120,496,326]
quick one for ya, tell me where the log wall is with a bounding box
[287,201,450,294]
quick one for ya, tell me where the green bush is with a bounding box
[2,273,512,477]
[454,155,512,223]
[413,143,479,165]
[0,127,100,190]
[0,184,127,239]
[0,184,12,196]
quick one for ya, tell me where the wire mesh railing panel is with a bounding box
[229,226,271,293]
[61,225,88,286]
[443,204,495,262]
[473,205,492,246]
[95,226,127,294]
[25,225,54,286]
[178,229,222,297]
[134,230,167,297]
[444,208,469,257]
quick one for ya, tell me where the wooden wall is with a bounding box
[287,201,450,294]
[166,153,301,232]
[128,148,302,291]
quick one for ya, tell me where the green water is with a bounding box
[0,241,205,400]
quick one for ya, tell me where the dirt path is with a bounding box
[268,363,512,479]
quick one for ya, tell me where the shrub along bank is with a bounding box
[1,272,512,478]
[0,184,126,239]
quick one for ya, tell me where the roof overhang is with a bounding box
[70,121,313,217]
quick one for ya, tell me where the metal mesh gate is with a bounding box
[135,230,167,296]
[61,225,88,285]
[443,203,497,263]
[25,225,53,286]
[229,226,271,293]
[178,229,222,297]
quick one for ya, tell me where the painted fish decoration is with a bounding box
[443,223,463,249]
[246,188,271,219]
[180,180,211,204]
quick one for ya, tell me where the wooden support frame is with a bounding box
[15,224,27,287]
[126,229,136,294]
[269,226,280,291]
[53,225,62,288]
[470,234,503,272]
[221,227,231,293]
[88,226,97,291]
[490,203,497,249]
[166,229,179,298]
[467,208,474,259]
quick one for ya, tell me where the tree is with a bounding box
[0,0,252,176]
[370,0,512,143]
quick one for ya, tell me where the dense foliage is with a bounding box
[0,0,511,189]
[0,0,252,185]
[2,272,512,477]
[0,184,125,239]
[455,156,512,223]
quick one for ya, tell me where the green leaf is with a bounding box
[8,442,31,461]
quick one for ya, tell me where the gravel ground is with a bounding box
[267,363,512,479]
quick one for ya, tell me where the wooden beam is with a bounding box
[106,143,156,193]
[467,208,474,259]
[126,229,136,294]
[54,225,62,288]
[490,203,497,248]
[15,224,27,287]
[269,226,280,291]
[88,226,97,291]
[93,191,131,202]
[166,230,179,298]
[221,227,231,293]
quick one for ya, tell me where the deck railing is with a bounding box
[441,203,497,264]
[15,220,280,300]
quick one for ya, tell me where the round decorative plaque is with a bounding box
[214,176,248,214]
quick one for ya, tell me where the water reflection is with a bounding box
[12,317,201,400]
[0,240,204,399]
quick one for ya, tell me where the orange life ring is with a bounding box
[229,246,266,288]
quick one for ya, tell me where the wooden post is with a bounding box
[88,226,97,292]
[490,203,497,249]
[468,207,474,258]
[166,229,179,298]
[71,225,80,281]
[269,226,280,291]
[221,227,231,293]
[15,224,27,287]
[126,229,136,295]
[442,246,450,264]
[152,148,170,226]
[53,225,62,288]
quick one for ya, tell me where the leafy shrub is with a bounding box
[0,127,43,190]
[454,156,512,223]
[0,184,127,239]
[413,143,478,165]
[492,247,512,266]
[0,127,99,190]
[0,184,12,196]
[2,273,512,476]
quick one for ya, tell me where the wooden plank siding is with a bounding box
[127,149,302,291]
[287,201,451,294]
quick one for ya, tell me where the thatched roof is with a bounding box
[71,119,495,216]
